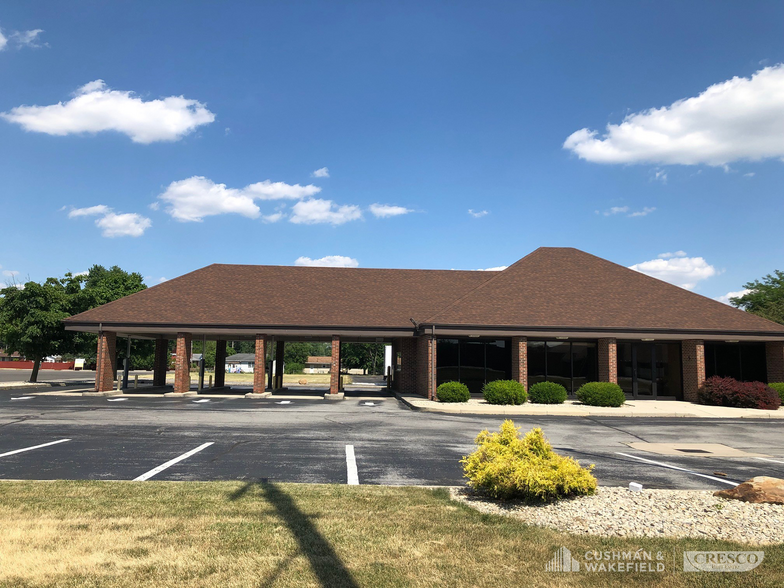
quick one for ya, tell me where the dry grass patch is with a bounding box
[0,481,781,587]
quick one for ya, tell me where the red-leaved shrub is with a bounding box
[698,376,781,410]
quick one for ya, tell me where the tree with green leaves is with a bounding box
[0,275,83,382]
[0,265,148,381]
[731,270,784,325]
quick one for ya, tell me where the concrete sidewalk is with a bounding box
[395,394,784,419]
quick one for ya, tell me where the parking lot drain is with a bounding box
[625,442,768,458]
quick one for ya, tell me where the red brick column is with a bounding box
[95,331,117,392]
[766,341,784,383]
[329,335,341,394]
[398,338,416,394]
[173,332,192,393]
[598,338,618,384]
[682,339,706,402]
[214,339,227,388]
[153,338,168,387]
[511,336,528,389]
[416,335,436,399]
[253,335,267,394]
[275,340,285,389]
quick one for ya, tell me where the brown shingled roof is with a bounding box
[64,248,784,336]
[423,248,783,334]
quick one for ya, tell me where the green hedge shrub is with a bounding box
[482,380,527,405]
[528,381,568,404]
[576,382,625,407]
[436,381,470,403]
[769,382,784,404]
[462,420,597,501]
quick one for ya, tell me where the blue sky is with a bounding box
[1,1,783,302]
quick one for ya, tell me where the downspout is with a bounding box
[431,325,436,401]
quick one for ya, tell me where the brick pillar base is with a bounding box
[253,335,267,393]
[214,339,227,388]
[95,331,117,392]
[682,339,706,402]
[330,335,341,394]
[598,338,618,384]
[399,338,416,394]
[511,336,528,389]
[275,340,285,389]
[153,338,168,387]
[173,332,192,393]
[766,341,784,384]
[417,335,436,399]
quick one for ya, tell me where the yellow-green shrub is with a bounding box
[461,420,597,502]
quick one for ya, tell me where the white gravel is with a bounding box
[451,486,784,545]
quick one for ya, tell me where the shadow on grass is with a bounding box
[229,481,360,588]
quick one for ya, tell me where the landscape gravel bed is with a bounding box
[451,486,784,545]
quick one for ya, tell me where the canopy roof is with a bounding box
[64,248,784,339]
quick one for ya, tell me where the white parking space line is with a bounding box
[192,399,210,403]
[10,396,34,401]
[0,438,71,458]
[133,442,215,481]
[346,444,359,485]
[276,401,292,405]
[756,457,784,465]
[107,398,128,402]
[615,452,741,486]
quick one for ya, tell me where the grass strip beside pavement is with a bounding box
[0,481,781,587]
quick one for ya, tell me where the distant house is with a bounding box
[225,353,256,373]
[304,356,331,374]
[0,349,23,363]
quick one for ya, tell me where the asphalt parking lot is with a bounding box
[1,389,783,489]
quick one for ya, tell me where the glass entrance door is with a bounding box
[618,342,657,399]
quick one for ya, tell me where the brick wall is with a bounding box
[173,332,192,393]
[398,338,417,394]
[682,339,706,402]
[511,336,528,389]
[253,335,267,393]
[95,331,116,392]
[153,338,168,387]
[766,341,784,383]
[598,338,618,384]
[214,339,227,388]
[329,335,341,393]
[416,335,436,399]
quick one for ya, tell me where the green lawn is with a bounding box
[0,481,779,587]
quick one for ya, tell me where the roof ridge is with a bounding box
[419,248,545,324]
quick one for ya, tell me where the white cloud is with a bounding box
[653,169,667,183]
[658,250,688,259]
[744,172,756,177]
[478,266,508,271]
[10,29,45,48]
[2,270,19,277]
[564,64,784,167]
[714,289,752,305]
[262,211,284,223]
[598,205,655,217]
[158,176,321,222]
[628,206,656,217]
[67,205,151,237]
[468,209,489,218]
[1,80,215,143]
[68,204,110,218]
[311,167,330,178]
[290,198,362,225]
[73,271,89,277]
[294,255,359,268]
[628,254,717,290]
[0,30,7,50]
[369,203,412,218]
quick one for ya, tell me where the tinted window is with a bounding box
[436,339,459,386]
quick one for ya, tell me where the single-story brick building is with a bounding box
[63,247,784,400]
